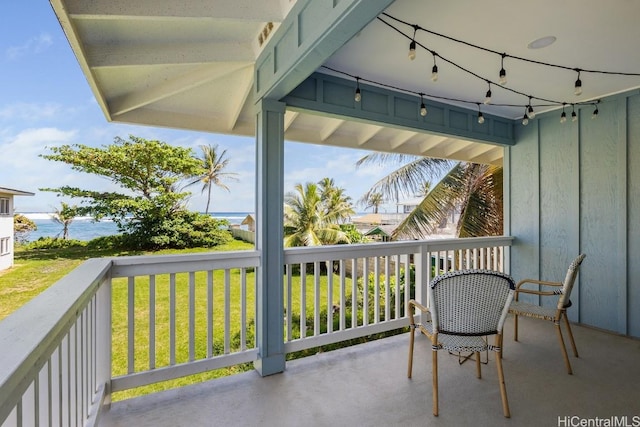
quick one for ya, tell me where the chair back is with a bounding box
[557,254,586,310]
[429,270,515,336]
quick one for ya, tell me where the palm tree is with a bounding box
[356,153,502,239]
[51,202,78,240]
[363,192,384,213]
[189,144,238,214]
[284,180,354,247]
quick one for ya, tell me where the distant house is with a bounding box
[240,214,255,232]
[0,187,35,271]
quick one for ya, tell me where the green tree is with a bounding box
[51,202,78,240]
[284,180,354,247]
[14,214,37,244]
[188,144,238,214]
[40,135,232,249]
[363,192,384,213]
[357,153,502,239]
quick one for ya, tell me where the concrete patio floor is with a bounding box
[100,316,640,427]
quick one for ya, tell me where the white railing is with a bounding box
[282,236,513,353]
[0,236,512,426]
[108,251,261,393]
[0,258,112,427]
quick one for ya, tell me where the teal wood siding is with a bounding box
[509,89,640,337]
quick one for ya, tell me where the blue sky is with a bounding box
[1,3,401,214]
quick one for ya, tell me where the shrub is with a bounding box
[25,237,86,250]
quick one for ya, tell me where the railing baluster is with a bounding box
[314,262,320,336]
[189,272,196,362]
[286,265,292,342]
[362,257,369,326]
[149,275,156,370]
[224,269,231,354]
[394,255,400,320]
[404,254,411,317]
[127,277,135,374]
[300,263,306,339]
[385,255,391,322]
[351,259,357,328]
[207,270,214,358]
[327,261,334,333]
[240,268,247,351]
[169,273,176,366]
[339,260,346,330]
[374,257,380,323]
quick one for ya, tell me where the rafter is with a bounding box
[357,124,384,145]
[283,111,299,131]
[65,0,285,21]
[87,43,255,68]
[389,130,416,149]
[227,66,255,131]
[320,118,345,141]
[110,63,246,117]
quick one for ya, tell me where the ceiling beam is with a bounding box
[418,135,450,154]
[320,118,345,141]
[227,66,255,131]
[283,111,299,131]
[389,130,417,149]
[87,43,255,68]
[357,124,384,146]
[109,63,246,117]
[65,0,285,21]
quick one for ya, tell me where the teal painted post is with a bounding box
[254,99,286,376]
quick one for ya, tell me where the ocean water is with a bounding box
[21,212,251,242]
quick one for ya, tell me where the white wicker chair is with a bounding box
[408,269,515,418]
[508,253,586,375]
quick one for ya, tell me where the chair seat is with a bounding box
[438,333,488,353]
[509,300,556,321]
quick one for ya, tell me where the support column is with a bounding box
[254,98,286,376]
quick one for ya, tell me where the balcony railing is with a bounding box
[0,236,512,427]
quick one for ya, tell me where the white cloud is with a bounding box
[0,102,62,122]
[5,33,53,61]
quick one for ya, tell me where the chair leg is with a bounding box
[408,326,415,378]
[554,322,573,375]
[475,351,481,379]
[563,315,579,357]
[495,336,510,418]
[513,314,519,341]
[432,348,439,417]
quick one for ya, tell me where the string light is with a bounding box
[484,81,492,104]
[560,104,567,123]
[374,13,640,125]
[571,105,578,122]
[420,93,427,116]
[408,26,417,60]
[522,106,529,125]
[431,54,439,82]
[574,69,583,96]
[354,77,361,102]
[477,104,485,124]
[499,53,507,85]
[527,97,536,119]
[592,103,599,119]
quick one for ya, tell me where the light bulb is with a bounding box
[571,111,578,122]
[354,88,361,102]
[560,111,567,124]
[499,68,507,85]
[574,78,582,96]
[420,103,427,116]
[478,112,485,124]
[522,116,529,126]
[484,89,492,104]
[592,107,599,119]
[431,65,438,82]
[527,105,536,119]
[408,40,416,60]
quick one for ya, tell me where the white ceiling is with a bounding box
[50,0,640,166]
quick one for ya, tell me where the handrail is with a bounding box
[0,257,112,425]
